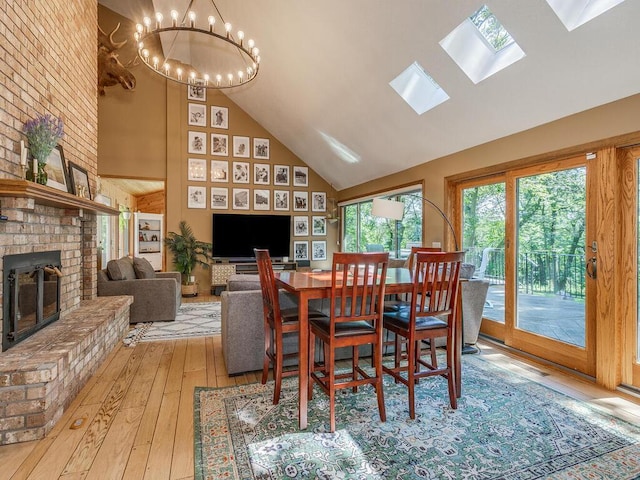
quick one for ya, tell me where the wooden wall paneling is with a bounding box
[136,190,166,214]
[619,147,640,385]
[595,147,620,388]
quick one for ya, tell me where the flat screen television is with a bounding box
[212,213,291,260]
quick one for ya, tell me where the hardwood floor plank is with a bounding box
[121,444,151,480]
[121,343,165,409]
[143,392,180,480]
[170,369,206,480]
[0,441,36,480]
[22,404,101,480]
[205,337,217,387]
[184,338,207,373]
[164,341,187,395]
[85,406,145,480]
[61,344,146,475]
[133,348,173,448]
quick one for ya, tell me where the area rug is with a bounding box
[123,301,221,346]
[194,355,640,479]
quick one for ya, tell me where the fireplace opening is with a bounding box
[2,251,62,350]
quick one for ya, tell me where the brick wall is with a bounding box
[0,1,99,329]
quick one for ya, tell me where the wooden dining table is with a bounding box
[275,267,463,430]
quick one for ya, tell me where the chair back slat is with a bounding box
[412,251,464,324]
[406,246,442,272]
[254,249,280,324]
[330,252,389,329]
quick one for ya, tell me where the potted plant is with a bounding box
[164,221,213,297]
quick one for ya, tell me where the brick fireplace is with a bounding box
[0,1,130,444]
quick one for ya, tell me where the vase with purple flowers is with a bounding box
[23,114,64,185]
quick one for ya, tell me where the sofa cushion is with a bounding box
[227,274,262,291]
[133,257,156,279]
[106,257,136,281]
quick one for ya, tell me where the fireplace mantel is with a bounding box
[0,179,119,216]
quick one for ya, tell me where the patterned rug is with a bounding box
[194,355,640,479]
[123,301,221,346]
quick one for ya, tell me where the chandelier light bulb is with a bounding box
[136,5,260,89]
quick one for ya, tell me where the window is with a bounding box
[341,188,422,258]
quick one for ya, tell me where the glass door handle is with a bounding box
[586,256,597,279]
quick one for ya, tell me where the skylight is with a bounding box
[469,5,514,52]
[440,5,525,84]
[545,0,626,31]
[389,62,449,115]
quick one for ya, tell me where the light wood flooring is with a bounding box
[1,295,640,480]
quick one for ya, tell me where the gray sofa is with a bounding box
[97,256,181,324]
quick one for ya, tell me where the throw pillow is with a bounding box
[133,257,156,279]
[106,259,125,280]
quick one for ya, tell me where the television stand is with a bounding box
[210,260,297,295]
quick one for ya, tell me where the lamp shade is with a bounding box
[372,198,404,221]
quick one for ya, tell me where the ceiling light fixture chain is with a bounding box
[134,0,260,89]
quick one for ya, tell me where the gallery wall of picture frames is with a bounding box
[186,84,330,255]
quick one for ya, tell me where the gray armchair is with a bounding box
[97,257,181,324]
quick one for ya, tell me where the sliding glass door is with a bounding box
[459,156,595,374]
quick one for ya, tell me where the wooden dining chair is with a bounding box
[254,248,323,404]
[382,251,464,419]
[308,252,389,432]
[384,246,442,312]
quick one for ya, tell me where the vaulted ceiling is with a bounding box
[98,0,640,191]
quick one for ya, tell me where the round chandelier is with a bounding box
[134,0,260,89]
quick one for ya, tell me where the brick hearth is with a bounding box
[0,296,131,444]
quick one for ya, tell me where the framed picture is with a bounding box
[188,103,206,126]
[294,241,309,261]
[211,106,229,129]
[253,138,270,159]
[188,158,207,181]
[187,82,206,101]
[44,145,69,193]
[312,240,327,261]
[211,133,228,156]
[68,161,91,199]
[312,216,327,236]
[273,165,290,186]
[293,191,308,211]
[233,136,250,158]
[188,186,206,209]
[293,166,309,187]
[232,161,250,183]
[274,190,289,211]
[293,216,309,236]
[188,131,207,154]
[210,187,228,209]
[312,192,327,212]
[232,188,250,210]
[210,160,229,182]
[253,163,270,185]
[254,189,270,210]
